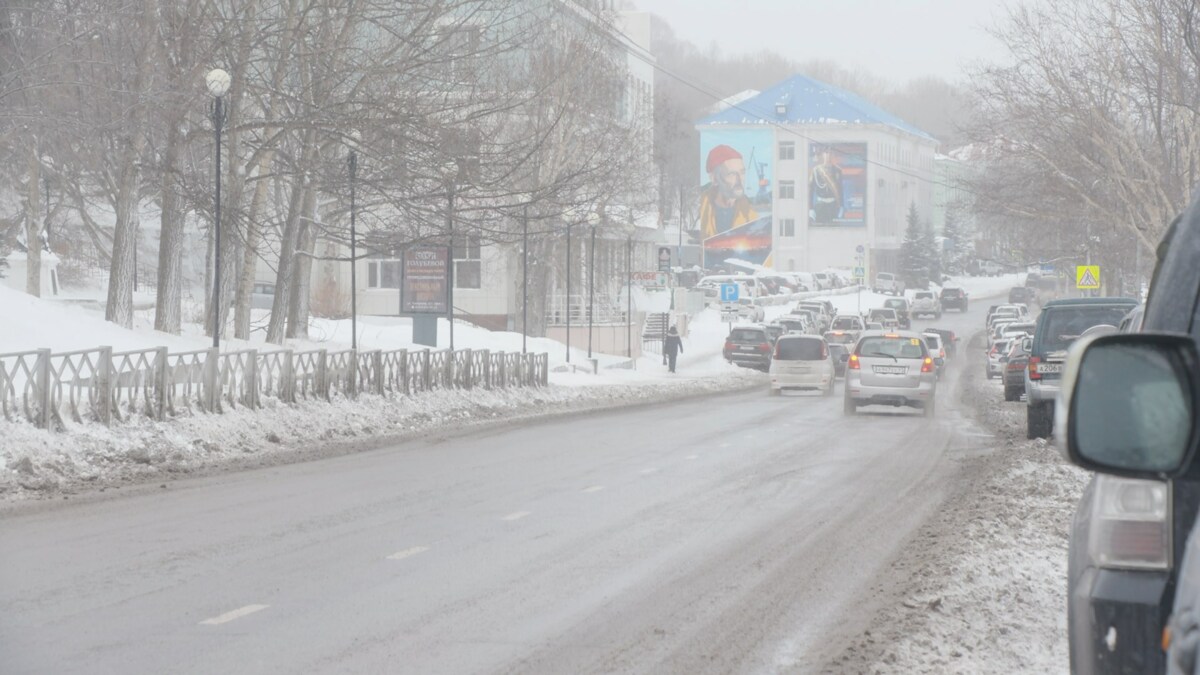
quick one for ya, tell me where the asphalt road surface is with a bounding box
[1,301,999,674]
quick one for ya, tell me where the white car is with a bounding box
[769,335,835,396]
[986,338,1012,379]
[911,291,942,319]
[736,298,765,322]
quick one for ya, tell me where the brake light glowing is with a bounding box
[1029,356,1042,380]
[921,357,934,373]
[848,354,860,370]
[884,333,899,338]
[758,342,771,353]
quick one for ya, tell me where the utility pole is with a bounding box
[626,235,632,359]
[588,223,596,359]
[566,219,571,363]
[522,205,528,354]
[447,178,455,350]
[348,144,358,351]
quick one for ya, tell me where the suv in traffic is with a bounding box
[1024,297,1138,438]
[843,330,938,416]
[722,326,773,370]
[867,308,900,329]
[874,272,905,296]
[883,298,912,329]
[940,286,968,312]
[911,291,941,319]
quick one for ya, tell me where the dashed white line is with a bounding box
[720,443,731,448]
[686,454,699,460]
[582,485,605,493]
[640,467,659,475]
[386,546,430,560]
[199,604,269,626]
[501,511,531,521]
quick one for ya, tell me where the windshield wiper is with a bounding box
[862,351,898,362]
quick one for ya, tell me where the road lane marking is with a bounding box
[686,454,699,460]
[582,486,604,493]
[720,443,730,448]
[386,546,430,560]
[199,604,269,626]
[502,511,531,521]
[640,467,659,475]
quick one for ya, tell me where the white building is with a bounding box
[695,75,937,279]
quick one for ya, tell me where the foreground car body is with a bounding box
[723,326,773,370]
[843,330,937,416]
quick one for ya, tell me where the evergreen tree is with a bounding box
[900,202,929,289]
[923,219,942,284]
[0,255,7,279]
[941,209,961,274]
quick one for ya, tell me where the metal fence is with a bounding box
[0,346,550,431]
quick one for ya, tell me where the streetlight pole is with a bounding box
[206,69,230,349]
[522,205,529,354]
[348,139,358,351]
[588,221,596,359]
[565,219,571,363]
[447,178,455,351]
[626,235,632,359]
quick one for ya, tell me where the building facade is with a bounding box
[694,75,937,280]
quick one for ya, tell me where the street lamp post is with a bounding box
[206,68,230,349]
[522,205,529,354]
[565,219,571,363]
[588,216,597,359]
[626,235,632,359]
[348,132,359,351]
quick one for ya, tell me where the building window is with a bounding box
[778,218,796,237]
[779,180,795,199]
[453,235,481,289]
[367,259,402,289]
[779,142,795,160]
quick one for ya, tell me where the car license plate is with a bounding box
[739,346,756,351]
[1036,362,1063,374]
[873,365,907,375]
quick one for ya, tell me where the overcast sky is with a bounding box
[632,0,1014,84]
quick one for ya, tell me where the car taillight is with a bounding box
[848,354,860,370]
[920,357,934,373]
[1089,476,1171,570]
[758,342,771,353]
[724,340,734,352]
[1028,355,1041,380]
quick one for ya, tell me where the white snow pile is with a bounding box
[828,330,1088,674]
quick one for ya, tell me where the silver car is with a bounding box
[844,330,938,416]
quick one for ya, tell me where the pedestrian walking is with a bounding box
[664,326,684,373]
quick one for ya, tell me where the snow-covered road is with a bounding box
[0,298,1007,674]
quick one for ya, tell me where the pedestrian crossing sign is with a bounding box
[1076,265,1101,290]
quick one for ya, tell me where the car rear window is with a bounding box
[824,332,855,344]
[775,339,825,360]
[869,309,897,318]
[857,336,926,360]
[831,317,860,330]
[1038,306,1132,353]
[730,329,765,342]
[915,292,933,299]
[924,336,940,349]
[941,288,962,297]
[884,299,906,309]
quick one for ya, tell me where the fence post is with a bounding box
[347,348,358,398]
[540,354,549,387]
[154,347,168,420]
[372,350,384,395]
[282,350,295,403]
[480,349,491,389]
[35,348,52,429]
[422,349,432,391]
[244,349,259,409]
[95,346,113,425]
[316,349,329,401]
[497,351,507,389]
[460,349,472,389]
[204,347,220,413]
[399,349,410,396]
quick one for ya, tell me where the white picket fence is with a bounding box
[0,345,550,431]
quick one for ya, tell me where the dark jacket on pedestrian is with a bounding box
[664,331,684,357]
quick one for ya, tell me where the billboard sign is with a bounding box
[401,246,450,314]
[657,246,672,272]
[631,271,669,287]
[809,142,867,227]
[698,129,773,269]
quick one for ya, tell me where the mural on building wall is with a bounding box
[808,142,867,227]
[698,129,773,269]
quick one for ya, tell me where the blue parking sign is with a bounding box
[720,283,739,302]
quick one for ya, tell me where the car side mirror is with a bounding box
[1060,333,1200,479]
[1022,337,1033,352]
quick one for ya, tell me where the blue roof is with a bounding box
[697,74,935,141]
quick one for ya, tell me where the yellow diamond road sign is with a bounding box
[1076,265,1101,290]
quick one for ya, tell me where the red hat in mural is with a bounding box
[705,144,743,173]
